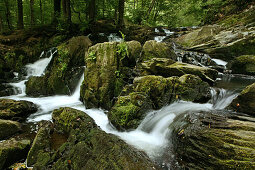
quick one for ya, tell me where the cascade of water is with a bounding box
[9,49,57,96]
[108,33,122,42]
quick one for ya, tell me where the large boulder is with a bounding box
[0,119,21,140]
[27,107,159,169]
[26,36,92,96]
[175,23,255,61]
[109,74,210,130]
[140,40,176,62]
[0,137,31,169]
[171,111,255,169]
[0,99,37,121]
[227,55,255,75]
[230,83,255,116]
[80,41,142,110]
[140,58,218,84]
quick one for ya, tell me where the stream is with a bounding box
[1,33,255,168]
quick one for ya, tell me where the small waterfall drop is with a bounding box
[9,49,57,96]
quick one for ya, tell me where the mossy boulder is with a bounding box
[80,41,142,110]
[0,137,31,169]
[227,55,255,75]
[109,75,210,130]
[140,40,176,62]
[28,107,159,169]
[26,36,92,96]
[0,99,37,121]
[230,83,255,116]
[26,121,53,167]
[171,111,255,169]
[140,58,218,84]
[0,119,21,140]
[175,24,255,61]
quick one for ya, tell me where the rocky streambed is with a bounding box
[0,6,255,169]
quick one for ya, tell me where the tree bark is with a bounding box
[30,0,35,27]
[39,0,44,24]
[66,0,71,23]
[0,12,3,32]
[117,0,125,28]
[17,0,24,29]
[4,0,12,30]
[88,0,96,23]
[53,0,61,22]
[62,0,67,19]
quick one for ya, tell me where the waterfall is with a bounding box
[8,48,57,96]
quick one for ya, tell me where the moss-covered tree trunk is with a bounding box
[17,0,24,29]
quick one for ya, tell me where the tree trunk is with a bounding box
[146,0,156,20]
[62,0,67,19]
[17,0,24,29]
[4,0,12,30]
[53,0,61,22]
[30,0,35,27]
[88,0,96,23]
[40,0,43,24]
[117,0,125,28]
[0,13,3,32]
[66,0,71,23]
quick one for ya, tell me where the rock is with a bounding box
[0,99,37,121]
[230,83,255,116]
[170,111,255,169]
[175,24,255,61]
[80,41,142,110]
[26,121,54,167]
[0,137,31,169]
[140,40,176,62]
[28,107,159,169]
[109,75,210,130]
[227,55,255,75]
[26,36,92,96]
[140,58,218,84]
[0,119,21,140]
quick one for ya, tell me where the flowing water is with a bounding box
[1,48,255,167]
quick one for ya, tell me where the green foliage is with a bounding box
[87,51,96,62]
[117,31,129,62]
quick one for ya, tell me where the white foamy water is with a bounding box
[1,50,238,160]
[108,33,123,42]
[212,58,228,66]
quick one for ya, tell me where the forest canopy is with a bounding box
[0,0,253,33]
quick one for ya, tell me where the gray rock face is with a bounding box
[176,24,255,61]
[171,111,255,169]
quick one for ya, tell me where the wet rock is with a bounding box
[230,83,255,116]
[0,119,21,140]
[28,107,159,169]
[171,111,255,169]
[26,36,92,96]
[227,55,255,75]
[80,41,142,110]
[0,99,38,121]
[0,137,31,169]
[109,74,210,130]
[0,83,16,97]
[140,40,176,62]
[175,23,255,61]
[140,58,218,84]
[26,121,53,167]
